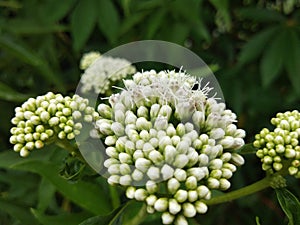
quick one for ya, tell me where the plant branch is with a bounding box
[204,176,272,205]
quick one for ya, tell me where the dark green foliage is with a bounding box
[0,0,300,224]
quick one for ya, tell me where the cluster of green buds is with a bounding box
[254,110,300,178]
[80,52,136,95]
[9,92,99,157]
[93,70,246,224]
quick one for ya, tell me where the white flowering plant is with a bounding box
[6,51,300,225]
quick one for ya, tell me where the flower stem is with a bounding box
[55,139,85,162]
[204,176,272,205]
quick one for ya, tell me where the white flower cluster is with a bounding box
[10,92,99,157]
[80,51,101,70]
[94,70,245,224]
[80,54,136,95]
[254,110,300,178]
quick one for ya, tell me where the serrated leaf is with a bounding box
[0,198,38,225]
[0,81,30,102]
[71,0,98,51]
[237,7,285,23]
[79,201,132,225]
[260,31,286,87]
[276,188,300,225]
[31,209,91,225]
[11,160,112,215]
[283,29,300,96]
[97,0,120,44]
[238,26,279,65]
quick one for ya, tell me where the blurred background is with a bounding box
[0,0,300,224]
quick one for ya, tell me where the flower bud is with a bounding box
[209,158,223,170]
[146,194,157,206]
[154,198,169,212]
[210,128,225,140]
[150,104,160,118]
[231,153,245,166]
[119,152,132,164]
[167,178,180,194]
[162,212,175,224]
[174,215,188,225]
[126,186,136,199]
[146,180,158,193]
[134,188,148,201]
[185,176,197,190]
[107,175,120,185]
[183,202,196,217]
[219,178,231,190]
[111,122,124,136]
[147,166,160,180]
[220,136,235,148]
[149,150,163,164]
[176,123,186,136]
[174,168,187,182]
[188,190,198,202]
[161,164,174,180]
[187,167,206,181]
[159,136,172,150]
[135,158,151,173]
[207,177,220,189]
[105,136,117,146]
[173,154,189,168]
[132,169,144,181]
[175,189,188,203]
[176,141,189,154]
[197,185,210,198]
[195,201,208,214]
[117,174,131,186]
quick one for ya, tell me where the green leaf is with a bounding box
[31,209,91,225]
[210,0,232,31]
[260,31,286,87]
[145,9,166,39]
[235,143,258,155]
[120,12,150,35]
[276,188,300,225]
[0,81,30,102]
[238,26,279,65]
[41,0,77,23]
[0,198,38,225]
[0,36,64,90]
[237,7,285,23]
[97,0,120,44]
[71,0,98,51]
[37,178,56,212]
[79,201,132,225]
[283,29,300,96]
[11,160,112,215]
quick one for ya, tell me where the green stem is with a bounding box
[124,203,147,225]
[204,176,272,205]
[55,139,85,162]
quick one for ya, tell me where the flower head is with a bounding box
[9,92,99,157]
[80,54,136,95]
[93,70,245,224]
[80,51,101,70]
[254,110,300,178]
